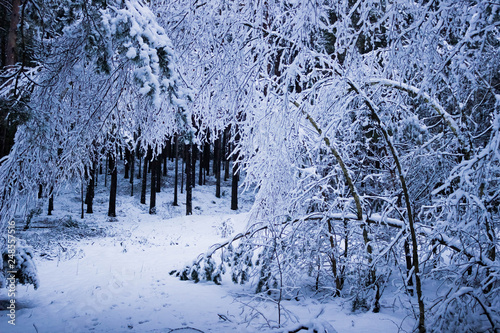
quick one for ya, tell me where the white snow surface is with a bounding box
[0,169,412,333]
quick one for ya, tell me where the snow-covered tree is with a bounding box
[0,0,191,288]
[174,1,499,331]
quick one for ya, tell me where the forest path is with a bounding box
[0,206,251,332]
[0,175,256,332]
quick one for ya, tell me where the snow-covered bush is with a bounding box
[1,239,39,290]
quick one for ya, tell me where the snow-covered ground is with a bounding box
[0,167,414,332]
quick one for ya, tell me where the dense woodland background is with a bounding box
[0,1,499,332]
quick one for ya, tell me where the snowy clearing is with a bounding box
[1,176,412,333]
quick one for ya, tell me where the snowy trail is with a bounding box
[0,209,251,333]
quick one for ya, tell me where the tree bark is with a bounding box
[108,154,117,217]
[173,135,179,206]
[231,150,238,210]
[186,143,192,215]
[104,155,108,187]
[181,145,184,194]
[192,145,196,189]
[215,136,221,198]
[48,187,54,215]
[223,128,230,181]
[404,237,414,296]
[156,154,161,193]
[149,156,157,214]
[81,181,84,219]
[124,148,130,179]
[86,162,96,213]
[140,148,149,205]
[6,0,21,66]
[130,149,134,196]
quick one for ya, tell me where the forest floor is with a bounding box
[0,163,415,332]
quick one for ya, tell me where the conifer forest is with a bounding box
[0,1,499,332]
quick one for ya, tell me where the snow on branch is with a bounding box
[367,78,466,150]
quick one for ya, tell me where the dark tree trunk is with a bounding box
[38,184,42,199]
[6,0,20,66]
[231,160,239,210]
[181,145,184,194]
[149,157,157,214]
[140,149,149,205]
[215,136,222,198]
[81,181,84,219]
[231,130,240,211]
[404,237,414,296]
[156,154,161,193]
[198,145,203,186]
[108,154,117,217]
[186,143,192,215]
[124,148,130,179]
[86,163,96,213]
[105,155,108,187]
[1,124,6,158]
[48,187,54,215]
[130,150,135,196]
[173,135,179,206]
[192,146,196,189]
[223,128,230,181]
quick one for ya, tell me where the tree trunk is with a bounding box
[173,135,179,206]
[6,0,21,66]
[181,146,184,194]
[140,148,149,205]
[130,149,134,196]
[124,148,130,179]
[149,157,157,214]
[108,154,117,217]
[404,237,414,296]
[86,163,96,213]
[81,181,84,219]
[231,154,238,210]
[105,155,108,187]
[48,187,54,215]
[224,128,230,181]
[192,145,196,189]
[215,137,221,198]
[186,143,192,215]
[198,145,203,186]
[156,154,161,193]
